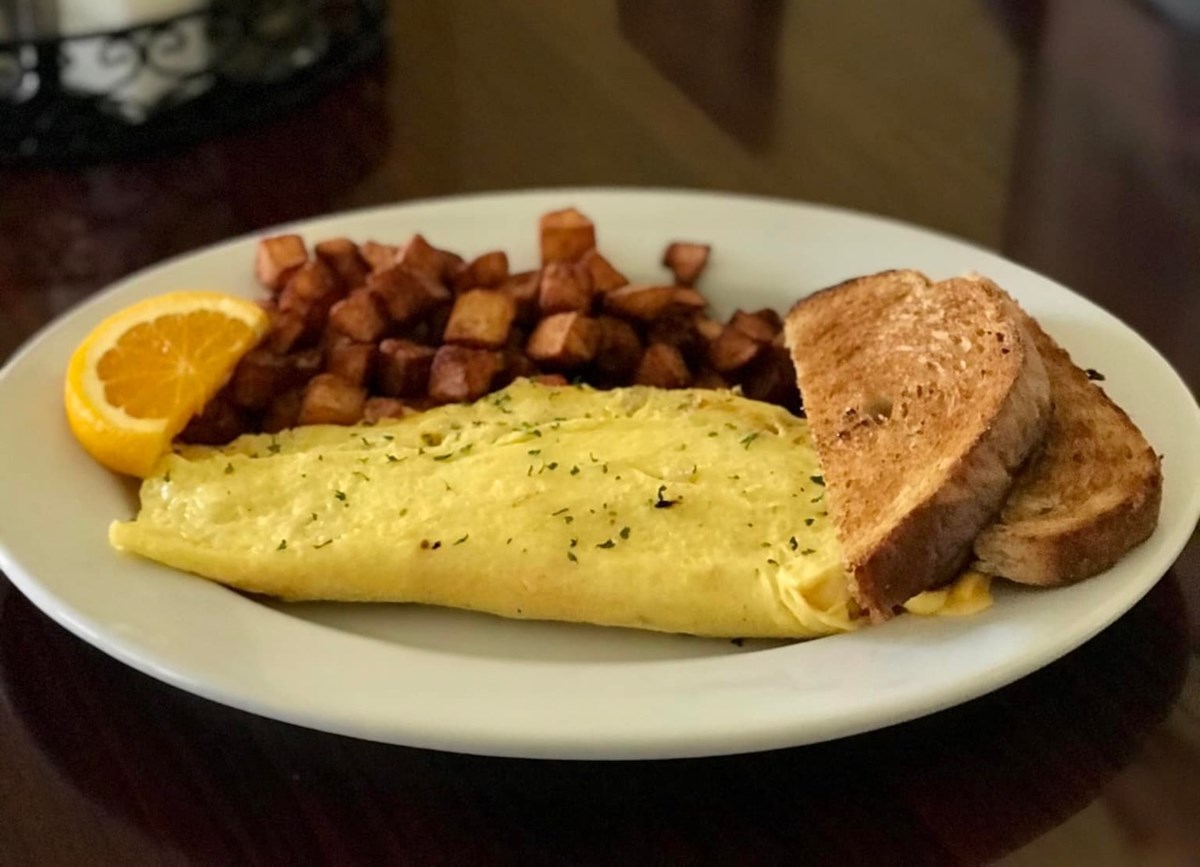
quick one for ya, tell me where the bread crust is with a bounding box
[785,271,1051,619]
[972,315,1162,585]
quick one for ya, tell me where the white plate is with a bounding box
[1,190,1197,760]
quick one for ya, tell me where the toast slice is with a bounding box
[784,270,1051,619]
[972,314,1162,584]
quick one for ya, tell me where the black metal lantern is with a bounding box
[0,0,386,166]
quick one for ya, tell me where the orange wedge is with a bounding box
[65,291,269,477]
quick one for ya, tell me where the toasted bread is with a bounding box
[784,270,1051,619]
[972,314,1162,585]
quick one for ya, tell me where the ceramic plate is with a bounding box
[2,190,1197,759]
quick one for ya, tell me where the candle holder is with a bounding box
[0,0,385,167]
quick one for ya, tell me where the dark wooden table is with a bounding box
[2,1,1198,864]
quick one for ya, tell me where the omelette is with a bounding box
[110,381,988,638]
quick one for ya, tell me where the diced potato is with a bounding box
[539,208,596,264]
[264,308,311,354]
[647,315,707,369]
[708,324,762,373]
[634,343,692,389]
[363,397,422,423]
[289,348,325,382]
[279,260,342,329]
[729,309,780,344]
[315,238,370,292]
[369,265,451,324]
[298,373,366,425]
[454,250,509,291]
[326,340,376,387]
[692,368,728,389]
[499,349,540,386]
[500,270,541,322]
[255,235,307,292]
[443,289,517,349]
[592,315,642,381]
[672,287,707,312]
[428,345,503,403]
[398,234,454,282]
[579,249,628,292]
[262,389,302,433]
[377,338,436,397]
[538,262,593,315]
[533,374,569,386]
[525,312,601,368]
[662,242,711,286]
[359,241,400,272]
[692,315,724,343]
[601,284,679,321]
[737,345,801,413]
[229,348,292,409]
[328,288,389,342]
[179,392,246,444]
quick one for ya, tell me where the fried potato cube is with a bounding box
[539,208,596,264]
[443,289,517,349]
[454,250,509,291]
[634,343,692,388]
[692,368,728,389]
[738,345,801,413]
[579,249,628,292]
[360,241,400,272]
[229,348,293,409]
[329,288,389,342]
[497,349,540,387]
[646,315,707,369]
[708,323,762,373]
[265,308,311,354]
[255,235,308,292]
[368,264,451,324]
[525,312,601,368]
[500,270,542,322]
[662,242,711,286]
[315,238,370,292]
[692,315,724,343]
[179,392,246,444]
[602,285,704,321]
[428,345,503,403]
[593,315,642,381]
[363,397,423,423]
[262,389,302,433]
[326,340,376,387]
[398,234,453,282]
[279,260,342,329]
[538,262,594,315]
[533,374,569,386]
[377,338,436,397]
[730,309,781,344]
[298,373,366,425]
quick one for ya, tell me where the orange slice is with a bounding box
[65,291,269,477]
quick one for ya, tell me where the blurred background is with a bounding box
[1,1,1198,863]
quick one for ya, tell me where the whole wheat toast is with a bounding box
[783,270,1051,619]
[972,313,1162,584]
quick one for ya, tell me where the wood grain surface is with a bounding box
[0,0,1197,864]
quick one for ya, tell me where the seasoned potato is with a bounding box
[634,343,692,389]
[428,345,503,403]
[526,312,601,368]
[729,309,780,344]
[299,373,366,425]
[539,208,596,264]
[579,249,628,292]
[326,340,376,388]
[443,289,517,349]
[377,339,436,398]
[329,288,389,343]
[255,235,307,292]
[369,265,450,325]
[662,242,711,286]
[359,241,400,272]
[538,262,593,315]
[454,250,509,291]
[315,238,370,292]
[592,315,642,381]
[709,324,763,373]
